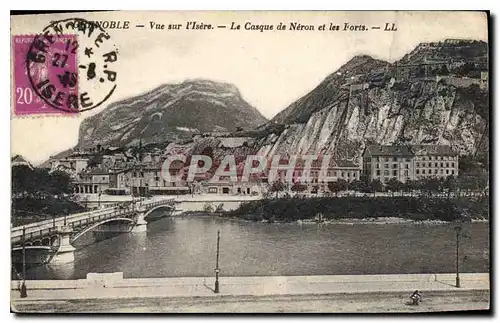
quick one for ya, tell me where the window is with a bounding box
[416,169,420,174]
[334,171,337,177]
[416,162,420,167]
[393,170,397,176]
[428,162,432,167]
[451,170,455,175]
[440,169,444,174]
[422,169,426,174]
[376,170,380,176]
[434,169,438,174]
[434,162,438,167]
[405,164,409,169]
[347,172,351,178]
[384,164,389,169]
[446,169,449,174]
[140,172,144,177]
[393,157,397,162]
[133,172,137,177]
[451,162,455,167]
[446,163,449,167]
[392,164,397,169]
[341,172,345,178]
[384,170,389,176]
[441,162,444,167]
[376,164,380,169]
[404,170,409,176]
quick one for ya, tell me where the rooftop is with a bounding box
[363,145,414,157]
[411,144,458,156]
[364,144,457,157]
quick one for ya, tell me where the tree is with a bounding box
[402,180,416,197]
[269,180,286,199]
[386,178,403,196]
[291,182,307,193]
[421,177,441,197]
[203,203,214,213]
[328,179,347,197]
[443,175,457,199]
[368,179,383,196]
[347,179,366,193]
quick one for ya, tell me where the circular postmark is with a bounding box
[26,18,119,113]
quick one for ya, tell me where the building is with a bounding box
[362,144,459,183]
[11,155,33,169]
[74,168,111,194]
[268,155,361,193]
[51,155,89,174]
[411,145,459,179]
[127,158,190,196]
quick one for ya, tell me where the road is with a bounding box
[12,290,489,313]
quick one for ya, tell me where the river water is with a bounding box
[24,212,489,280]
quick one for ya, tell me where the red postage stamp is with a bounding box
[12,34,78,116]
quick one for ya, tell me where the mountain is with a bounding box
[77,79,268,148]
[260,39,489,164]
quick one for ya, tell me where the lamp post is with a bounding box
[20,227,27,298]
[214,229,220,294]
[455,225,462,288]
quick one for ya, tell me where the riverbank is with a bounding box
[229,196,489,223]
[11,273,489,313]
[12,273,489,300]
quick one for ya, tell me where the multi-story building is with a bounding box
[362,144,459,183]
[411,145,459,180]
[51,155,90,174]
[74,168,111,194]
[268,155,361,193]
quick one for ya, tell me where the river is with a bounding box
[22,212,489,280]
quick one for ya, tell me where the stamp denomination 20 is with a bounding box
[25,18,119,114]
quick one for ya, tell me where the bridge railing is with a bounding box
[11,198,175,244]
[11,227,59,245]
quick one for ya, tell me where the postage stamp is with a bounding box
[13,34,78,115]
[13,18,119,116]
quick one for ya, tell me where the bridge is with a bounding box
[11,198,177,265]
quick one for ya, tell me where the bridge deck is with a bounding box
[11,199,175,245]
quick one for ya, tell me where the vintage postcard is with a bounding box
[10,11,490,313]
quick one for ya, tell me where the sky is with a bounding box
[10,11,488,165]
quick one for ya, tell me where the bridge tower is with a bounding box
[131,205,148,233]
[51,225,76,264]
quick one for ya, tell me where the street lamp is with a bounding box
[455,225,462,288]
[214,229,221,294]
[20,227,27,298]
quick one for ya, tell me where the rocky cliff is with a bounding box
[256,40,489,164]
[77,79,268,148]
